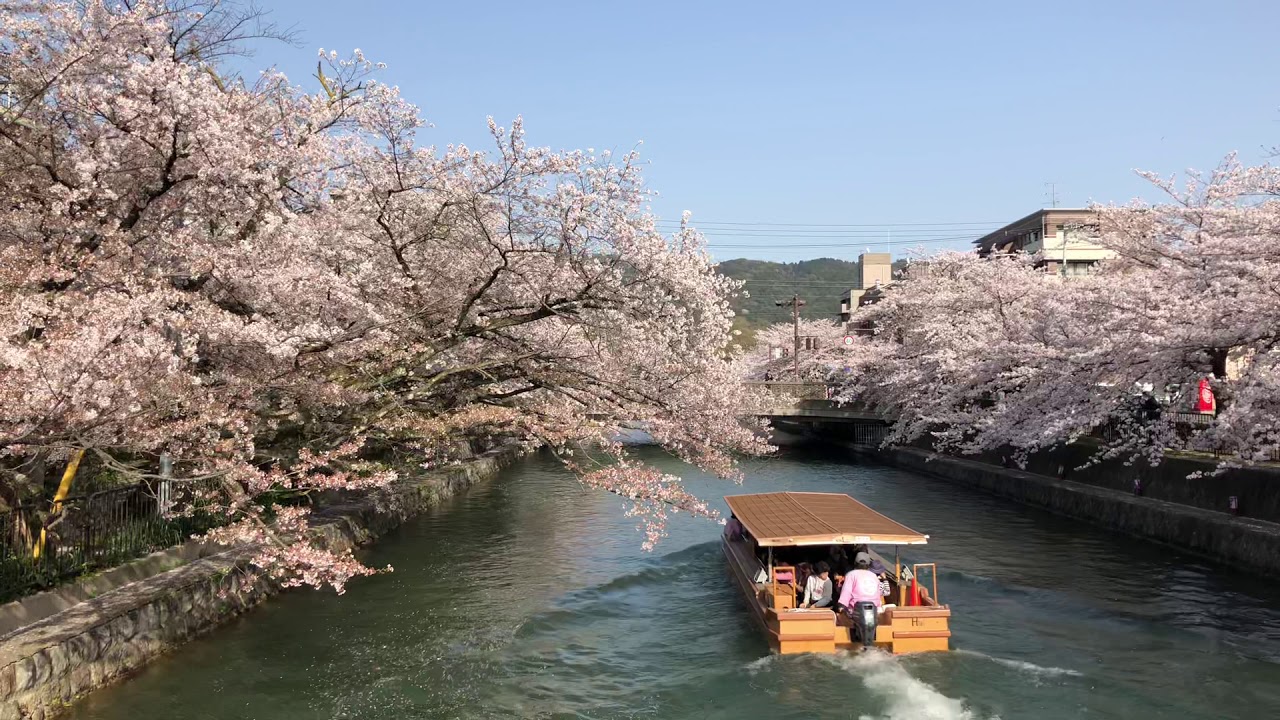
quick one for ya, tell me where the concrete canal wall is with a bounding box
[0,443,520,720]
[955,440,1280,523]
[876,446,1280,578]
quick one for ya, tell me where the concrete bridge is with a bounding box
[744,382,886,422]
[743,382,889,447]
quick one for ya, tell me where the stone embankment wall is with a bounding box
[957,440,1280,523]
[0,443,519,720]
[878,446,1280,577]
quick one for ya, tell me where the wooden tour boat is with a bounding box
[722,491,952,655]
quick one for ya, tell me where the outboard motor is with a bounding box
[851,601,878,648]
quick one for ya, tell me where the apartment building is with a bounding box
[838,253,892,323]
[973,208,1114,276]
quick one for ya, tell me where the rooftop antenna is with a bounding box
[1044,182,1060,208]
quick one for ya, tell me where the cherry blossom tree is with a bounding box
[0,0,768,590]
[744,318,850,382]
[1088,156,1280,465]
[835,156,1280,469]
[833,253,1100,459]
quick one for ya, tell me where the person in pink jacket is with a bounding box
[837,553,883,613]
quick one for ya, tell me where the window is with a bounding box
[1064,261,1093,277]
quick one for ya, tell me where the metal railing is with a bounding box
[0,478,226,603]
[1094,412,1280,463]
[747,381,1279,462]
[850,423,890,447]
[743,381,832,400]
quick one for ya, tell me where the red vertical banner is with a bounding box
[1196,378,1216,414]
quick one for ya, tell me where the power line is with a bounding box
[705,234,980,249]
[660,223,998,232]
[664,229,997,238]
[655,220,1004,228]
[684,229,997,239]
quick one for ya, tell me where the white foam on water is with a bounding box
[821,651,986,720]
[955,649,1083,679]
[744,654,782,675]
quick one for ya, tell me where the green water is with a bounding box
[66,446,1280,719]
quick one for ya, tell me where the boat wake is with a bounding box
[565,542,716,596]
[743,654,781,675]
[514,543,721,637]
[820,652,990,720]
[954,649,1083,679]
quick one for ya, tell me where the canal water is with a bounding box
[67,445,1280,719]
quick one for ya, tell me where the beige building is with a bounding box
[973,208,1114,276]
[838,252,892,323]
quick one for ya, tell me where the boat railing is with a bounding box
[771,565,796,610]
[910,563,939,605]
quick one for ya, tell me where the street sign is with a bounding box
[843,335,855,347]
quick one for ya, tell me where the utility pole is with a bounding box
[775,294,806,379]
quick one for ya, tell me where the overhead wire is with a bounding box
[653,219,1003,228]
[653,218,1003,252]
[705,234,981,249]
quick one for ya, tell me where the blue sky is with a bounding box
[246,0,1280,263]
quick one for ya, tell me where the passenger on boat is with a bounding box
[854,550,887,576]
[827,545,848,573]
[724,514,745,541]
[837,556,884,614]
[795,562,813,594]
[800,561,833,608]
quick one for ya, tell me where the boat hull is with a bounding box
[722,537,951,655]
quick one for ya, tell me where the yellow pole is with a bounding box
[33,449,85,561]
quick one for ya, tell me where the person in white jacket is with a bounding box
[801,561,834,608]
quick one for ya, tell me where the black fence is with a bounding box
[850,423,890,447]
[0,478,226,604]
[1093,411,1280,463]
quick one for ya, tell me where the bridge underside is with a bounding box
[758,400,888,423]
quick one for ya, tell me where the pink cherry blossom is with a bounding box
[0,0,770,590]
[830,157,1280,469]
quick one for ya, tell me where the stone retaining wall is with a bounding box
[0,445,520,719]
[879,446,1280,577]
[804,418,1280,522]
[931,438,1280,523]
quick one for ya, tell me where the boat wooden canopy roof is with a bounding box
[725,492,928,547]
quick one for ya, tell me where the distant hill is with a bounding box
[716,257,906,346]
[716,258,856,347]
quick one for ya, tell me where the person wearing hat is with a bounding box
[837,553,883,614]
[855,551,894,598]
[854,549,888,576]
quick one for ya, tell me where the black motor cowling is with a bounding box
[852,601,878,647]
